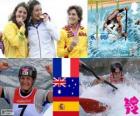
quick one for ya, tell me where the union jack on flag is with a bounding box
[53,77,66,87]
[21,68,29,75]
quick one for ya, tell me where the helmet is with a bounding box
[111,62,123,73]
[18,65,37,80]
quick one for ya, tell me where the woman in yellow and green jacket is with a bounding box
[57,5,88,58]
[2,2,29,58]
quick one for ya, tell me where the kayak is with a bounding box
[80,98,108,113]
[80,83,140,116]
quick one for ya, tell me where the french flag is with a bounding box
[53,58,79,77]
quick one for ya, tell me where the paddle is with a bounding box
[125,9,128,40]
[80,61,118,90]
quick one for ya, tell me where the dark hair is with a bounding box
[28,0,40,18]
[111,62,123,73]
[67,5,83,23]
[9,2,29,37]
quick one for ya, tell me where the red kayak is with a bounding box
[80,98,108,113]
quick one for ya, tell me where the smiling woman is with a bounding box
[57,5,88,58]
[27,0,59,58]
[2,2,29,58]
[0,59,53,116]
[0,0,87,58]
[0,0,87,30]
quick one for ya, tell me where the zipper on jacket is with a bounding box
[36,27,42,58]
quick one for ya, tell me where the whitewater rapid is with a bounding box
[80,73,140,116]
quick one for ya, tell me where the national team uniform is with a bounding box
[57,25,88,58]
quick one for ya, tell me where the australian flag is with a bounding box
[53,77,79,97]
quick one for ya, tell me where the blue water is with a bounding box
[88,3,140,57]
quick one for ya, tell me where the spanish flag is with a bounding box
[53,101,79,111]
[53,97,79,116]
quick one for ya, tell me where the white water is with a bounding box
[80,73,140,116]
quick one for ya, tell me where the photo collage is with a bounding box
[0,0,140,116]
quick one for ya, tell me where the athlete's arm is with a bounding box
[44,65,53,103]
[45,65,52,77]
[46,91,53,103]
[92,79,103,85]
[117,24,127,37]
[92,75,110,86]
[107,10,119,21]
[91,76,106,86]
[118,7,128,13]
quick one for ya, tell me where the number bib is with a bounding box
[13,88,42,116]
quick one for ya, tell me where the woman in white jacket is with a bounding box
[28,0,59,58]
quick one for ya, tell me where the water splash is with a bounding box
[80,73,140,116]
[88,3,140,57]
